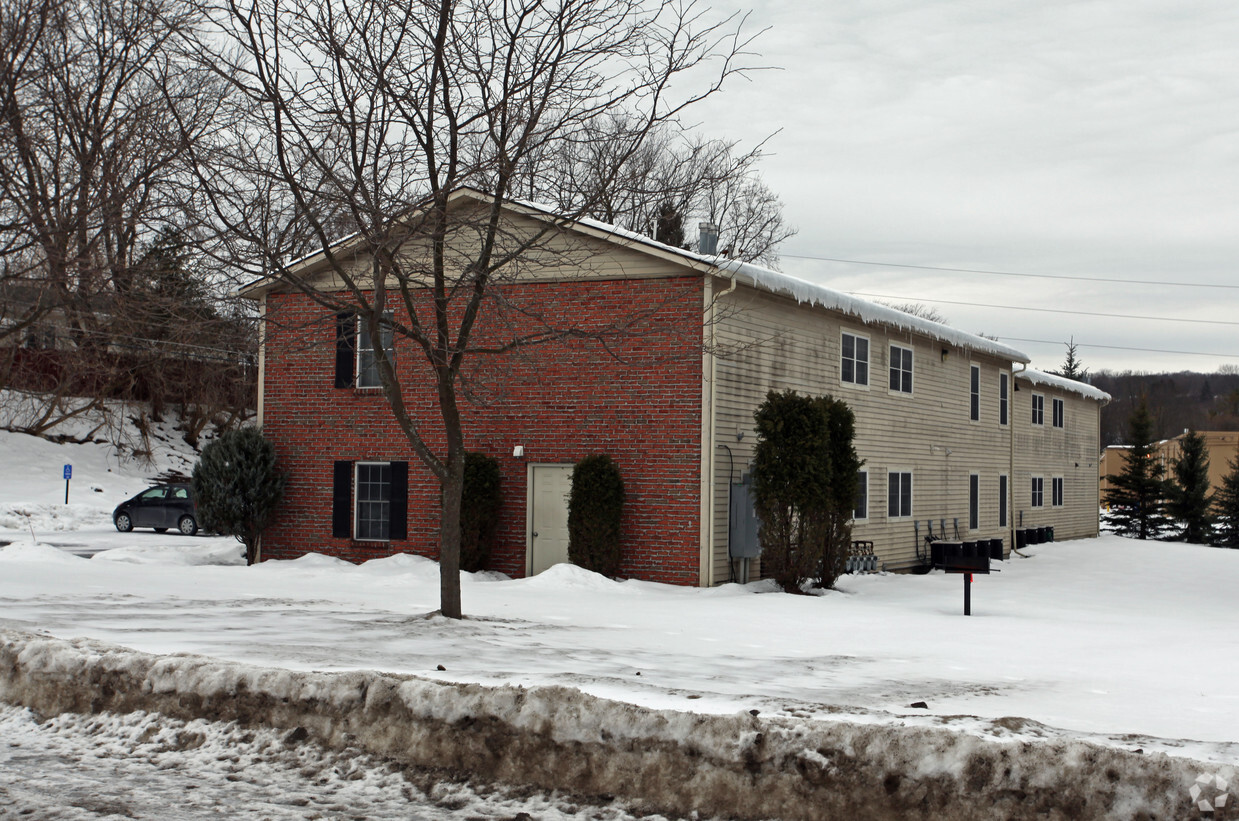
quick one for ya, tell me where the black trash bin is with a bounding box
[1046,526,1054,542]
[988,537,1004,560]
[1015,528,1027,548]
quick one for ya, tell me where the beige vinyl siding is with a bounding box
[707,282,1017,578]
[282,208,698,293]
[1013,377,1102,540]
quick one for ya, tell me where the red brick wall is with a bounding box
[260,275,705,585]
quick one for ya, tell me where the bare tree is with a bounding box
[877,301,949,325]
[520,118,793,265]
[191,0,757,618]
[0,0,230,420]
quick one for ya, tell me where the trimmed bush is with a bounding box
[751,390,860,592]
[568,454,625,577]
[459,451,502,572]
[191,426,287,565]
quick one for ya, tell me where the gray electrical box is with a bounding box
[728,478,761,559]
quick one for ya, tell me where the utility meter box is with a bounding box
[728,478,761,559]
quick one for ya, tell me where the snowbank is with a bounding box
[0,629,1217,821]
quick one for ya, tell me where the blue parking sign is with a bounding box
[63,464,72,480]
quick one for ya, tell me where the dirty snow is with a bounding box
[0,704,673,821]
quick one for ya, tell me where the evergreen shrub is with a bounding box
[751,389,860,592]
[460,451,502,572]
[567,454,625,577]
[191,426,287,565]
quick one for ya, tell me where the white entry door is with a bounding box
[528,464,573,575]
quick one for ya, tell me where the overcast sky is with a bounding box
[689,0,1239,375]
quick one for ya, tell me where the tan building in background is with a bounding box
[1099,431,1239,507]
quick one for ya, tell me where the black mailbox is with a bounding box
[931,540,997,616]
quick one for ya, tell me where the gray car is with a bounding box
[112,484,198,536]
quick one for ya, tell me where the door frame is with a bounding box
[525,462,574,577]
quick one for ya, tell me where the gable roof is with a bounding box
[241,187,1032,365]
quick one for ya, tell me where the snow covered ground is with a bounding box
[3,421,1239,816]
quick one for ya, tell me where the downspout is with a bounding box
[1010,362,1027,556]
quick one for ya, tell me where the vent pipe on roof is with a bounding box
[698,222,719,255]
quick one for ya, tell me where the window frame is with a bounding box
[887,469,913,519]
[888,344,914,395]
[853,469,869,522]
[840,331,870,388]
[1052,397,1065,429]
[354,461,392,542]
[999,372,1009,426]
[1031,475,1045,509]
[1031,392,1045,426]
[1052,475,1064,507]
[968,472,980,530]
[356,313,394,390]
[970,365,981,421]
[998,473,1009,528]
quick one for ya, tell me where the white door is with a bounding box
[529,464,573,575]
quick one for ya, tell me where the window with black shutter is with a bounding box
[332,460,353,537]
[334,314,356,388]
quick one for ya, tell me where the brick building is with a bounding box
[244,190,1109,584]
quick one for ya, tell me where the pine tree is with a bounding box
[1166,430,1213,543]
[1214,446,1239,548]
[1102,397,1170,539]
[191,427,287,565]
[653,201,686,248]
[1059,337,1087,381]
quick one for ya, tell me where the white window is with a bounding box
[1031,393,1045,426]
[888,470,913,519]
[1031,476,1044,508]
[970,365,980,421]
[355,462,392,541]
[999,373,1009,426]
[853,470,869,521]
[1052,397,1065,429]
[1052,476,1064,507]
[999,474,1008,527]
[841,332,870,387]
[969,472,980,530]
[889,345,913,394]
[357,313,394,389]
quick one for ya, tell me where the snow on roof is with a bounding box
[504,195,1033,364]
[247,187,1033,364]
[1017,367,1111,402]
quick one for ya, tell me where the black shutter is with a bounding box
[332,460,352,538]
[389,461,408,540]
[334,313,356,388]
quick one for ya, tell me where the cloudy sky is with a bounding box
[690,0,1239,374]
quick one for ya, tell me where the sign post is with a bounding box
[63,464,71,504]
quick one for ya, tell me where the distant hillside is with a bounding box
[1087,369,1239,447]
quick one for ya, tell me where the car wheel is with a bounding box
[154,527,168,533]
[178,515,198,536]
[115,512,133,532]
